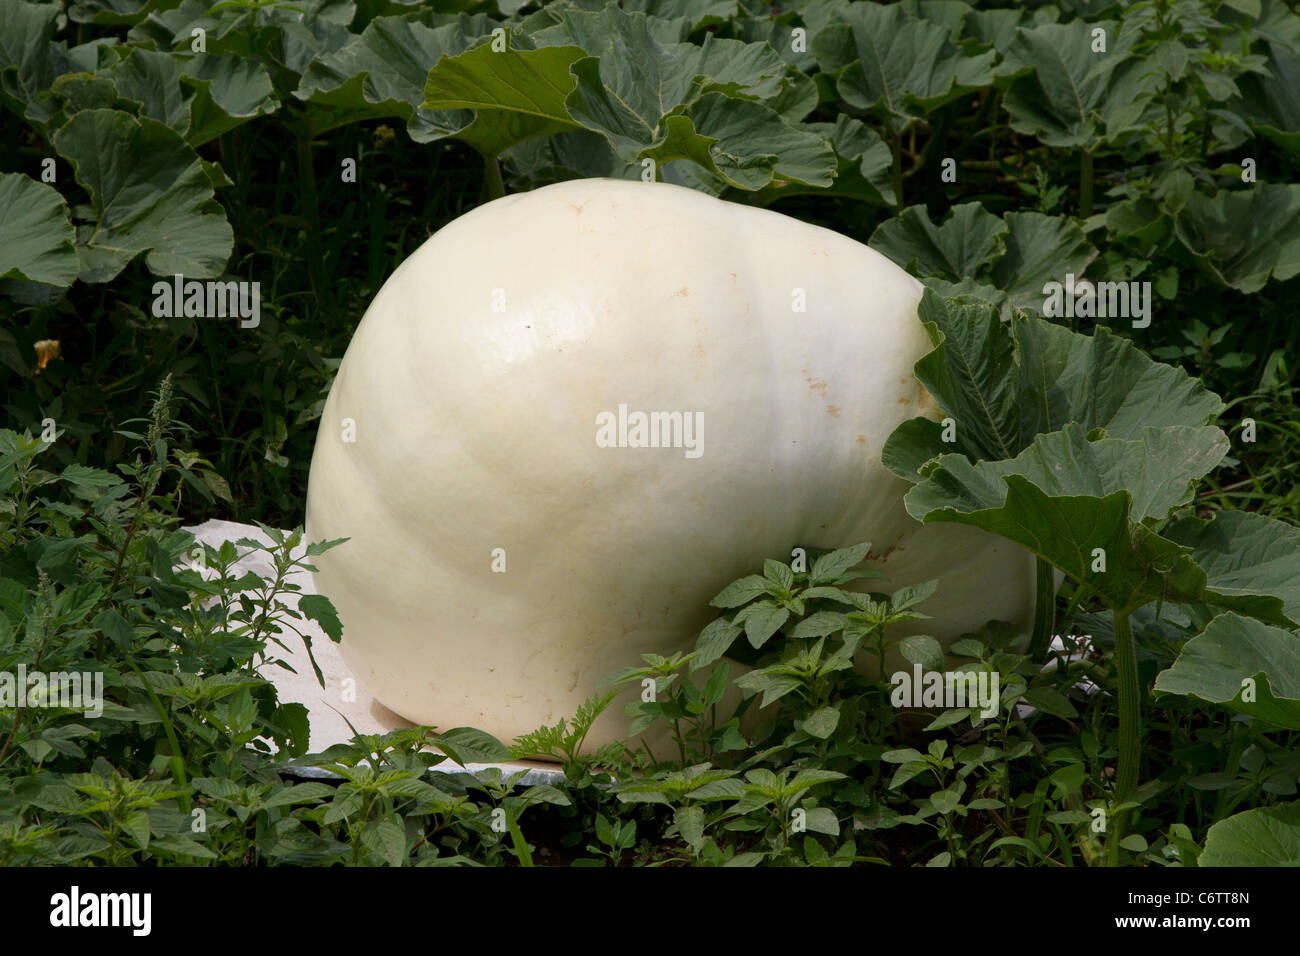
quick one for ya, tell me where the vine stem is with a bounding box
[295,134,328,319]
[1079,148,1094,217]
[889,120,905,209]
[483,152,505,200]
[1107,607,1140,866]
[1027,557,1056,661]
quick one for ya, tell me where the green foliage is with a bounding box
[1,0,1297,868]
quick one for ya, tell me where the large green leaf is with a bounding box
[904,424,1229,610]
[1167,510,1300,628]
[0,0,102,126]
[1240,41,1300,160]
[1173,184,1300,293]
[908,423,1228,524]
[880,290,1224,478]
[52,109,233,283]
[69,0,166,25]
[0,173,78,290]
[421,42,584,156]
[129,0,355,83]
[870,203,1007,280]
[176,53,280,146]
[295,15,490,142]
[814,2,995,124]
[870,209,1095,311]
[1199,802,1300,866]
[550,6,833,188]
[104,49,279,146]
[814,114,894,206]
[1000,20,1131,148]
[991,211,1098,310]
[1154,613,1300,730]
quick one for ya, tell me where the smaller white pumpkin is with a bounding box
[304,178,1037,753]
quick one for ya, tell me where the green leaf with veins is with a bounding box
[422,43,585,156]
[0,173,78,289]
[295,15,493,142]
[1173,184,1300,293]
[1166,510,1300,628]
[904,424,1229,610]
[870,203,1007,280]
[881,290,1224,480]
[1154,613,1300,730]
[1199,803,1300,867]
[52,109,233,283]
[816,2,995,123]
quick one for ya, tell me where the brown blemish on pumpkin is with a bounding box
[807,377,828,393]
[868,544,901,563]
[898,396,910,404]
[675,287,690,297]
[855,435,866,444]
[826,404,842,418]
[569,201,588,214]
[918,382,940,415]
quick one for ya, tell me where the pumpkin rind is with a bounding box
[304,178,1036,750]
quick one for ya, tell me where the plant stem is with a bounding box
[295,134,328,320]
[1027,558,1056,660]
[1107,607,1140,866]
[889,120,905,208]
[483,152,505,201]
[1079,148,1093,217]
[127,660,192,814]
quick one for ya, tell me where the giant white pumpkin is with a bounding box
[304,177,1036,753]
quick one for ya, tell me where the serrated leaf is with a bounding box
[1021,686,1079,719]
[435,727,511,764]
[1166,510,1300,628]
[870,202,1007,281]
[992,212,1098,311]
[789,611,850,638]
[421,43,584,156]
[299,593,343,642]
[906,424,1229,610]
[294,15,492,143]
[898,634,946,671]
[882,292,1224,480]
[1240,42,1300,161]
[1174,184,1300,293]
[808,541,873,585]
[691,616,743,670]
[822,3,995,123]
[803,706,840,738]
[1001,20,1128,148]
[1200,803,1300,866]
[52,109,232,283]
[675,805,705,853]
[553,6,834,188]
[361,819,406,866]
[1153,613,1300,730]
[0,173,77,289]
[742,604,789,649]
[802,806,839,836]
[709,574,772,608]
